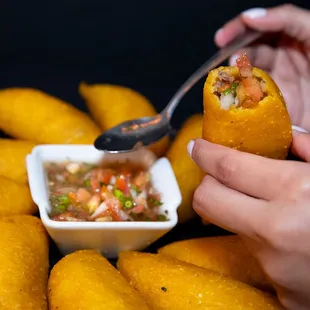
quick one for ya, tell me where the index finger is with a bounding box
[216,5,310,48]
[189,139,293,201]
[215,16,246,47]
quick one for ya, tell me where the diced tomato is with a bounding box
[76,188,92,203]
[236,53,252,78]
[115,177,129,195]
[98,169,114,184]
[107,199,122,221]
[100,185,108,194]
[131,205,144,214]
[236,83,246,105]
[132,173,149,189]
[90,177,101,192]
[242,78,264,102]
[235,53,263,105]
[68,192,77,203]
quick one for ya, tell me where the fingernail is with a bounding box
[229,54,239,66]
[292,125,308,134]
[215,28,223,41]
[242,8,267,19]
[187,140,195,157]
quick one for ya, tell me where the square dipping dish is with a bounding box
[26,145,181,258]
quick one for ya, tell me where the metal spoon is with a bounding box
[94,28,262,153]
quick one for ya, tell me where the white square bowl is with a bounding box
[26,145,182,258]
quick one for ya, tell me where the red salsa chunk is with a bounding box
[45,161,168,222]
[214,53,267,110]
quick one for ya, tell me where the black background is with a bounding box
[0,0,308,130]
[0,0,309,266]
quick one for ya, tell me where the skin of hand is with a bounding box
[187,131,310,310]
[215,4,310,131]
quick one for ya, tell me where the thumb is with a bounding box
[291,126,310,162]
[242,5,310,44]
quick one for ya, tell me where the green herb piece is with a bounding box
[84,179,91,187]
[222,88,231,95]
[231,82,239,96]
[222,82,239,96]
[124,199,133,209]
[130,185,141,194]
[113,189,124,201]
[157,214,167,221]
[51,205,67,216]
[50,195,60,207]
[130,212,138,220]
[58,195,70,205]
[148,197,163,207]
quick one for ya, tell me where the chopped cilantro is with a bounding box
[222,82,239,96]
[131,184,141,194]
[148,197,163,207]
[59,195,70,205]
[157,214,167,221]
[84,179,91,187]
[114,189,124,201]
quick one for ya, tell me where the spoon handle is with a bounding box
[161,28,262,119]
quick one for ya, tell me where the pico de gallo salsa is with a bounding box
[214,53,267,110]
[45,161,168,222]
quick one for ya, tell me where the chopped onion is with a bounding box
[118,210,134,221]
[55,174,64,182]
[130,189,137,199]
[66,163,80,174]
[220,93,235,110]
[90,202,108,219]
[138,191,146,199]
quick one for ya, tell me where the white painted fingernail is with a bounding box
[215,28,223,40]
[229,54,239,66]
[292,125,308,133]
[242,8,267,19]
[187,140,195,157]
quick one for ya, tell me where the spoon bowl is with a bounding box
[94,115,171,153]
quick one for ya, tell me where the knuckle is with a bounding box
[279,166,310,200]
[261,216,293,252]
[296,178,310,199]
[193,176,212,213]
[216,154,237,185]
[193,185,206,212]
[281,3,295,11]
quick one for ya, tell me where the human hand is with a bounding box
[188,132,310,310]
[215,4,310,131]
